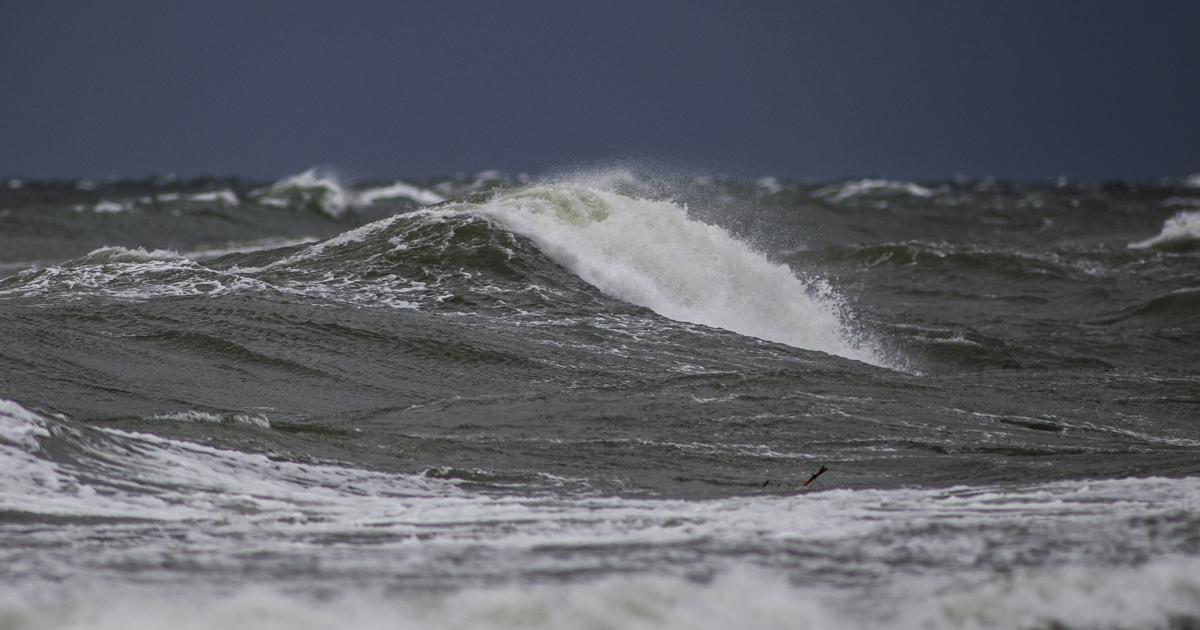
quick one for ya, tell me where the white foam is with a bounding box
[76,246,185,263]
[150,411,270,429]
[471,182,886,366]
[814,179,934,202]
[271,272,424,309]
[0,246,283,301]
[187,190,239,206]
[3,396,1200,629]
[1163,196,1200,208]
[1129,209,1200,249]
[892,559,1200,630]
[357,181,445,206]
[0,572,837,630]
[0,399,462,522]
[3,552,1199,630]
[0,398,51,451]
[248,170,447,216]
[92,200,131,213]
[249,168,356,217]
[9,390,1197,553]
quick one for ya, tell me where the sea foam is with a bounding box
[4,478,1200,630]
[5,392,1200,629]
[0,398,51,451]
[0,246,279,301]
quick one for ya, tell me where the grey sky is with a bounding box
[2,1,1197,181]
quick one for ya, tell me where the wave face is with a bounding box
[2,169,1200,629]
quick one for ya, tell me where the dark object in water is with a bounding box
[802,465,829,487]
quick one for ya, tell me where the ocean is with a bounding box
[1,168,1198,629]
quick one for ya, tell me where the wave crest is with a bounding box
[1130,209,1200,251]
[249,169,446,217]
[474,182,887,366]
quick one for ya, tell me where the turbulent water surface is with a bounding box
[2,169,1199,629]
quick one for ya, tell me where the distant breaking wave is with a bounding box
[1130,209,1200,251]
[249,168,446,217]
[66,169,448,216]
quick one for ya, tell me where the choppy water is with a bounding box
[2,169,1199,629]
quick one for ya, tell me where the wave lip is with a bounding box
[1129,209,1200,251]
[472,180,887,366]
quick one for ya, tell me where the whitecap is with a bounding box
[150,410,271,429]
[356,181,445,206]
[92,200,131,213]
[1129,209,1200,250]
[814,178,934,202]
[0,246,281,302]
[187,190,239,206]
[1162,196,1200,208]
[0,399,51,452]
[249,168,355,217]
[74,245,186,264]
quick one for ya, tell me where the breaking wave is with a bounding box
[470,181,887,366]
[1130,209,1200,251]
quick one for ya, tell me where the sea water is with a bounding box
[1,169,1198,629]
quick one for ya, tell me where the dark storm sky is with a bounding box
[2,1,1197,182]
